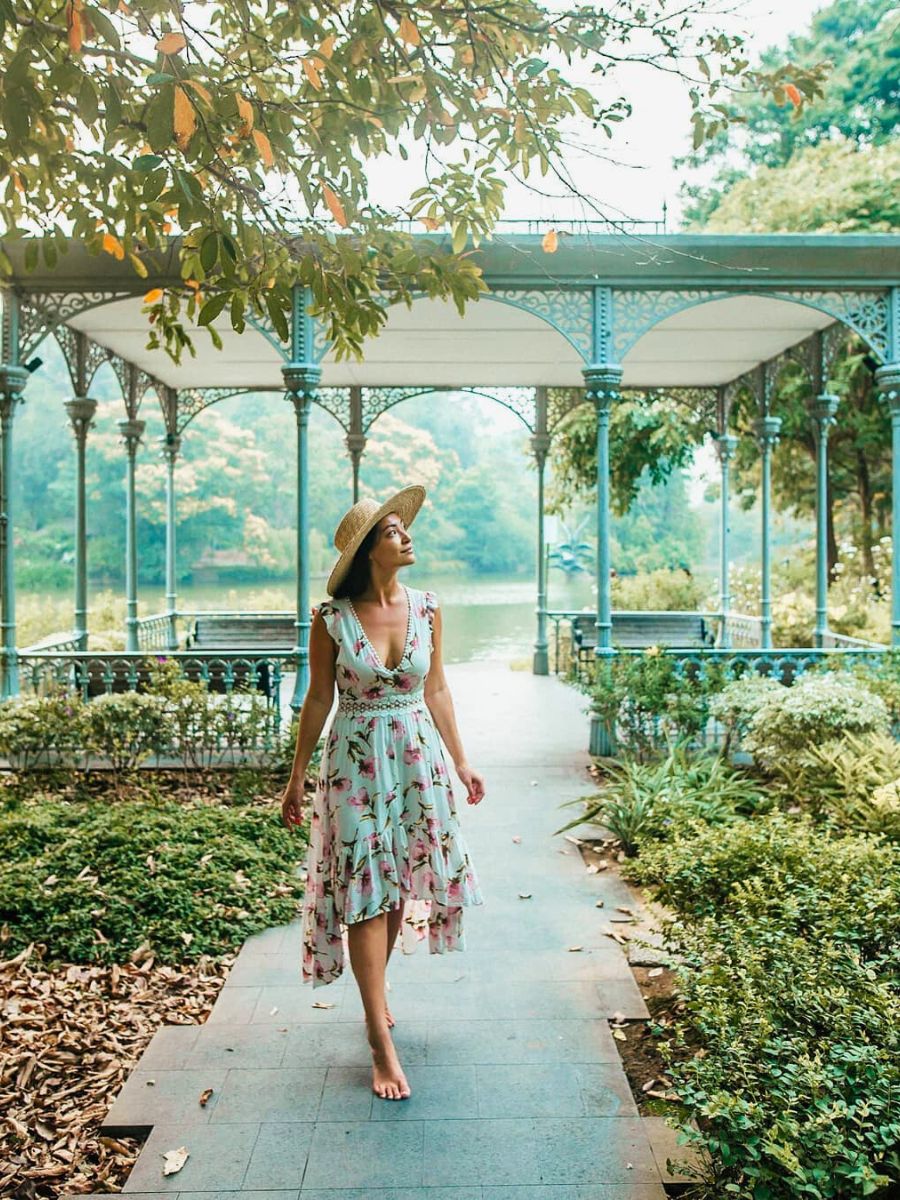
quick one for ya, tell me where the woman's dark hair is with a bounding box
[333,524,379,599]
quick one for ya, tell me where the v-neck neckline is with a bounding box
[346,584,413,674]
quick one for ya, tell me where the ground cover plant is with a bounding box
[572,663,900,1198]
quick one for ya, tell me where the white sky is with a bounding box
[363,0,825,230]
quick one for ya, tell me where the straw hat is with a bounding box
[325,484,426,596]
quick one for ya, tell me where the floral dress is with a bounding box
[300,584,484,987]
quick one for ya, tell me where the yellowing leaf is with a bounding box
[302,57,323,90]
[185,79,213,106]
[318,34,336,59]
[156,31,187,55]
[173,86,196,150]
[252,128,274,167]
[322,184,348,227]
[128,252,148,278]
[542,228,559,254]
[420,216,440,231]
[784,82,802,109]
[66,0,83,53]
[144,288,164,303]
[101,233,125,260]
[398,15,421,45]
[235,93,254,135]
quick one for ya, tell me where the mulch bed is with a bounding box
[0,940,236,1198]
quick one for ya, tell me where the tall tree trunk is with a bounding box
[856,449,876,584]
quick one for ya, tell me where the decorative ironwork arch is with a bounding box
[358,385,538,433]
[611,288,891,363]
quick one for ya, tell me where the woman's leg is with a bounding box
[381,898,405,1029]
[346,912,411,1100]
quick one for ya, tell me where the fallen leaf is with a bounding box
[511,835,522,844]
[198,1088,213,1106]
[269,1006,278,1015]
[595,899,605,908]
[567,945,583,952]
[647,966,664,978]
[161,1146,189,1175]
[517,892,532,899]
[311,1001,335,1010]
[564,835,584,846]
[616,905,634,916]
[611,1028,627,1041]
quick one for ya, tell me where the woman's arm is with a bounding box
[281,610,336,827]
[423,605,485,805]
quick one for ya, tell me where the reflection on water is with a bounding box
[130,570,596,665]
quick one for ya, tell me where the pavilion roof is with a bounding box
[3,233,898,391]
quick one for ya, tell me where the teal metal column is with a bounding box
[0,293,27,698]
[163,431,181,651]
[118,415,145,653]
[713,431,738,649]
[813,393,840,648]
[283,284,322,711]
[754,413,781,651]
[532,386,550,676]
[64,398,98,650]
[584,284,623,755]
[876,349,900,643]
[346,387,366,503]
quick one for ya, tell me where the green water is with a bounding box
[132,570,597,664]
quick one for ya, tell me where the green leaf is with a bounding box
[133,154,163,172]
[264,291,289,342]
[198,292,229,326]
[86,4,121,49]
[199,233,219,272]
[523,58,548,78]
[147,72,176,85]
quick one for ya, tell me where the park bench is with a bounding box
[571,610,716,661]
[183,613,298,697]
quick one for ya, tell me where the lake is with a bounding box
[129,570,598,665]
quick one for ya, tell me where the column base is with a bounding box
[532,645,549,676]
[589,710,617,757]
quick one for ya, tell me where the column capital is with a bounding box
[530,431,551,466]
[65,397,98,442]
[0,366,28,416]
[876,363,900,411]
[117,417,145,453]
[159,432,182,463]
[345,431,366,455]
[713,432,738,463]
[283,362,322,398]
[813,392,840,426]
[753,415,781,449]
[582,363,624,405]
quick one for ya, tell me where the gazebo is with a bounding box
[2,231,899,750]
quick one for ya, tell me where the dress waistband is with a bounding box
[336,689,427,717]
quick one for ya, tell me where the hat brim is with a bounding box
[325,484,426,596]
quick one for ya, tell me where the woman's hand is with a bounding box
[280,777,306,830]
[456,763,485,806]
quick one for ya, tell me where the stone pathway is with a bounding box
[79,661,683,1198]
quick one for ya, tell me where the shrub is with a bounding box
[707,674,784,754]
[0,792,308,964]
[556,746,767,854]
[0,693,90,770]
[85,692,173,774]
[660,918,900,1198]
[743,671,889,770]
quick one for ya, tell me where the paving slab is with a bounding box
[102,661,670,1194]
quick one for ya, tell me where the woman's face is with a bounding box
[369,512,415,574]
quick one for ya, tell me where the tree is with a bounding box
[0,0,824,360]
[680,0,897,225]
[697,138,900,234]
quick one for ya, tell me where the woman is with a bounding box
[280,484,485,1102]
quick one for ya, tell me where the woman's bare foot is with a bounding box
[366,1020,410,1100]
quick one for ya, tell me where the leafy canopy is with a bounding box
[0,0,824,360]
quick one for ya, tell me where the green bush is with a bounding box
[660,918,900,1198]
[707,674,785,754]
[0,792,308,964]
[85,691,174,773]
[771,729,900,841]
[556,746,768,854]
[0,693,90,770]
[743,671,889,770]
[626,811,900,966]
